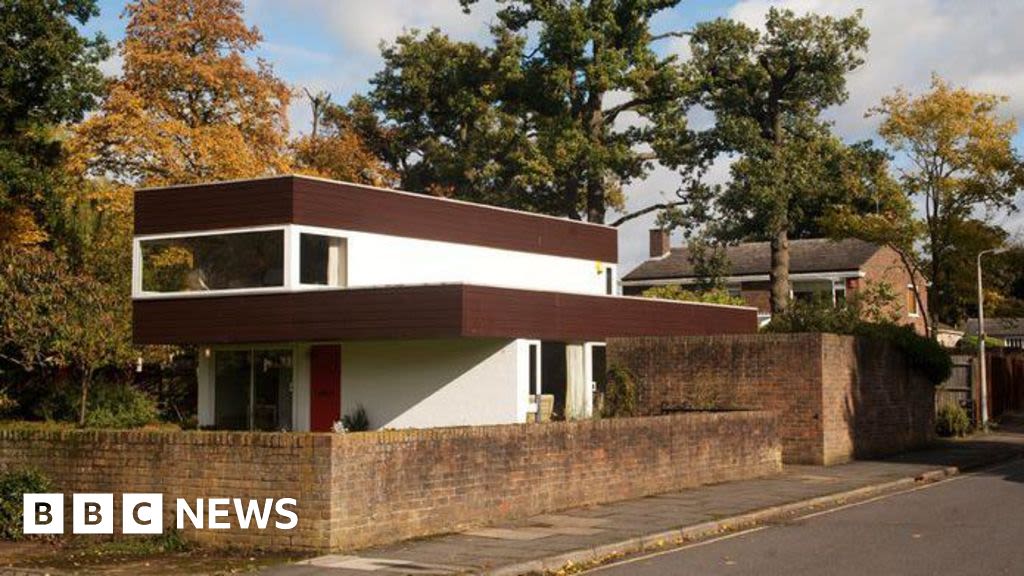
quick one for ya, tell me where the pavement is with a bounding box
[591,454,1024,575]
[263,418,1024,576]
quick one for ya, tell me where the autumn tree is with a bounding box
[0,0,110,246]
[0,244,132,424]
[820,147,931,335]
[872,76,1024,327]
[291,93,395,187]
[364,1,701,221]
[688,8,869,313]
[73,0,291,187]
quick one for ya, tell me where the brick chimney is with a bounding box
[649,228,671,258]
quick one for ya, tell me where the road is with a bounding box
[589,458,1024,576]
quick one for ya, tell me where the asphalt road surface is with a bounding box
[590,458,1024,576]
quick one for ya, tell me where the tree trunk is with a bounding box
[583,91,605,223]
[585,174,605,223]
[78,368,93,426]
[894,247,931,338]
[564,175,581,220]
[583,29,605,224]
[769,226,790,314]
[767,109,790,314]
[928,237,942,338]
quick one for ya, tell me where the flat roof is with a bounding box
[135,175,618,262]
[133,284,757,345]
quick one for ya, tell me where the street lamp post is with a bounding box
[977,247,1007,428]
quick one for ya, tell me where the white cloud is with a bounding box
[99,53,123,78]
[302,0,498,55]
[616,156,735,272]
[262,42,333,64]
[727,0,1024,140]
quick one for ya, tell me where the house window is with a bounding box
[792,280,832,304]
[605,268,614,295]
[140,230,284,293]
[214,349,293,431]
[907,286,919,316]
[214,351,251,430]
[300,233,347,286]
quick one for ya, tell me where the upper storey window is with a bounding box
[140,230,285,293]
[299,233,347,287]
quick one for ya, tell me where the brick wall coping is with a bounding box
[0,410,776,446]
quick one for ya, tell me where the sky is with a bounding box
[83,0,1024,271]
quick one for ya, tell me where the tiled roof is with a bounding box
[623,238,882,282]
[964,317,1024,336]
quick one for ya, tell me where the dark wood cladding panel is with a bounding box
[291,179,617,262]
[133,285,465,345]
[133,176,617,261]
[461,286,757,341]
[133,284,756,345]
[134,178,294,235]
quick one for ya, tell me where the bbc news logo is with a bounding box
[23,494,298,534]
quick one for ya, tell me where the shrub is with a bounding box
[936,404,971,437]
[0,390,17,418]
[766,292,952,386]
[641,285,745,306]
[342,405,370,432]
[84,382,159,429]
[853,323,952,386]
[956,335,1006,352]
[0,469,51,540]
[763,295,861,334]
[602,366,640,418]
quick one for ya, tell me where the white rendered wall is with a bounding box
[340,338,523,429]
[298,225,616,296]
[134,224,618,298]
[198,337,605,431]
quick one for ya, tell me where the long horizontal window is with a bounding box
[140,230,284,293]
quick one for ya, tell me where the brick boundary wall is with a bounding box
[608,333,935,466]
[0,411,780,551]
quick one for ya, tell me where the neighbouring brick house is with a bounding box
[623,232,928,334]
[965,317,1024,349]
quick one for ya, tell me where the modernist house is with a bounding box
[624,231,927,334]
[132,176,757,432]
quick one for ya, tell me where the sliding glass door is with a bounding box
[214,349,293,431]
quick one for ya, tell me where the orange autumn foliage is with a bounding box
[71,0,291,187]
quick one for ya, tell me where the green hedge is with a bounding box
[765,298,952,386]
[0,469,51,540]
[852,323,952,386]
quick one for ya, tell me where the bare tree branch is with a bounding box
[650,31,691,42]
[609,200,685,227]
[603,96,670,125]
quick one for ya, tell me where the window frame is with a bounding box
[296,228,349,289]
[211,345,295,432]
[906,284,920,317]
[133,224,291,299]
[133,224,352,299]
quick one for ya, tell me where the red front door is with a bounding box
[310,345,341,432]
